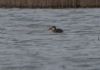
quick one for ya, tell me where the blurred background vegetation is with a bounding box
[0,0,99,8]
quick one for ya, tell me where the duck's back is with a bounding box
[55,28,63,33]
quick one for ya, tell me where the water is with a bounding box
[0,8,100,70]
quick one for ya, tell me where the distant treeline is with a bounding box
[0,0,100,8]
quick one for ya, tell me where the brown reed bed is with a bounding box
[0,0,100,8]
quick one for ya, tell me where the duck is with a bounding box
[48,26,63,33]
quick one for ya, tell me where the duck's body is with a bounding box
[48,26,63,33]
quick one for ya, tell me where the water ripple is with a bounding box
[0,9,100,70]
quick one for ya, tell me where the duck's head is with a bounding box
[48,26,56,32]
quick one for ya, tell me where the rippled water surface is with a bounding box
[0,8,100,70]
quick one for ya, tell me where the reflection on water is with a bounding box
[0,8,100,70]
